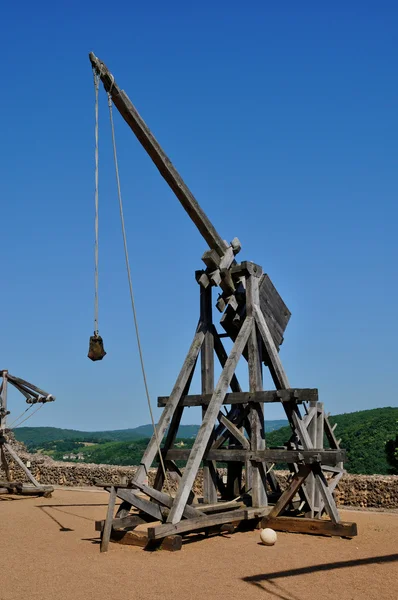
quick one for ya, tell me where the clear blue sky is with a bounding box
[1,2,397,430]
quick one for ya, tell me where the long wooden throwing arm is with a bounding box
[89,52,228,257]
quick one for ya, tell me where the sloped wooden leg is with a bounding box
[101,485,117,553]
[167,317,253,524]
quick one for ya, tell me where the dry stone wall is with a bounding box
[2,434,397,509]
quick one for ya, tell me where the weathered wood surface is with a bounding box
[258,273,291,349]
[218,413,250,449]
[3,443,41,487]
[201,284,217,504]
[95,514,151,532]
[246,273,266,507]
[134,321,205,484]
[109,529,183,551]
[129,481,204,519]
[111,488,164,521]
[167,317,253,524]
[89,53,228,257]
[163,449,345,464]
[148,506,271,540]
[157,388,317,407]
[261,516,358,538]
[269,465,311,518]
[254,304,290,389]
[100,485,117,552]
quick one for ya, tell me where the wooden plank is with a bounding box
[312,463,340,524]
[305,402,318,517]
[157,388,317,407]
[0,371,8,432]
[261,516,357,538]
[246,272,266,507]
[212,325,242,393]
[167,317,253,524]
[314,402,325,512]
[0,446,11,481]
[3,443,40,487]
[134,322,205,484]
[148,506,271,540]
[89,53,228,257]
[130,481,203,519]
[164,449,345,464]
[258,274,291,349]
[212,405,250,450]
[95,514,151,532]
[6,374,52,399]
[218,414,249,449]
[269,465,311,518]
[317,469,345,517]
[254,305,290,389]
[100,486,117,553]
[112,488,164,521]
[111,530,183,551]
[201,284,217,504]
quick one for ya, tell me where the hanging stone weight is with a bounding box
[88,333,106,361]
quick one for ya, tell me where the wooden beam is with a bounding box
[111,488,164,521]
[254,305,290,389]
[163,448,345,464]
[129,481,204,519]
[167,317,253,524]
[3,443,41,487]
[148,506,271,540]
[246,272,267,507]
[134,322,205,484]
[157,388,317,407]
[100,485,116,553]
[89,53,228,257]
[218,413,250,449]
[201,284,217,504]
[269,465,311,518]
[261,516,357,538]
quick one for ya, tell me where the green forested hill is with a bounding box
[13,407,398,474]
[14,420,287,449]
[267,406,398,475]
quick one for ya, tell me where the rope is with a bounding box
[93,68,100,335]
[8,404,44,430]
[106,91,171,495]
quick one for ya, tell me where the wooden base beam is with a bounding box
[261,516,358,538]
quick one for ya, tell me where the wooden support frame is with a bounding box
[96,263,354,551]
[0,370,54,498]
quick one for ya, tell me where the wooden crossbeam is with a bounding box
[162,448,345,464]
[157,388,317,407]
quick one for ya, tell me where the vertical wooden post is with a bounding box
[305,401,318,517]
[200,285,218,503]
[0,371,8,433]
[101,485,117,552]
[246,272,267,507]
[314,402,324,514]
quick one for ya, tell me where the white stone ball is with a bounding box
[260,528,277,546]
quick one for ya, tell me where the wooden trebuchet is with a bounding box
[89,53,356,551]
[0,370,55,497]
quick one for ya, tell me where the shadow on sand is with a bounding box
[242,554,398,600]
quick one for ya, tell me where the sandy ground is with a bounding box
[1,488,397,600]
